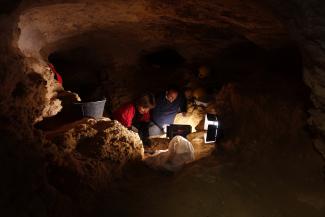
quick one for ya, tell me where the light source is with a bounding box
[204,113,219,143]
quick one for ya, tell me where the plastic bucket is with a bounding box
[73,99,106,119]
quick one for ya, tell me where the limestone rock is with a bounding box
[314,138,325,160]
[187,132,215,160]
[43,118,144,194]
[50,118,144,161]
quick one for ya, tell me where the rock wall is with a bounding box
[0,12,56,217]
[265,0,325,160]
[299,3,325,161]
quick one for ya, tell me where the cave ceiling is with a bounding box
[16,0,290,63]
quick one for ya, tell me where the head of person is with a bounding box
[135,93,156,114]
[198,65,210,79]
[184,87,193,99]
[165,85,179,103]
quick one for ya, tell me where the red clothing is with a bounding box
[112,103,150,128]
[49,64,63,85]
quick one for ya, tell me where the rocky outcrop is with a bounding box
[266,0,325,160]
[45,118,144,192]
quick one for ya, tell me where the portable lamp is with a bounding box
[204,113,219,143]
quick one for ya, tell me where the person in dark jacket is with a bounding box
[149,86,187,136]
[113,93,155,142]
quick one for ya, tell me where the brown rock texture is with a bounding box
[187,132,215,161]
[50,118,144,161]
[208,82,309,162]
[45,118,144,193]
[15,0,289,112]
[267,0,325,160]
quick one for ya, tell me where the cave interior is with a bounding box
[1,0,325,217]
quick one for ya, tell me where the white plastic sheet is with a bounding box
[144,136,195,172]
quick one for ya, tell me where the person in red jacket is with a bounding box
[113,93,155,144]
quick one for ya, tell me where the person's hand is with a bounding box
[130,125,139,133]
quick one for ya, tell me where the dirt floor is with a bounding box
[89,139,325,217]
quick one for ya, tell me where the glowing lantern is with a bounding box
[204,113,219,143]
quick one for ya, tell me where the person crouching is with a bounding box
[112,93,156,145]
